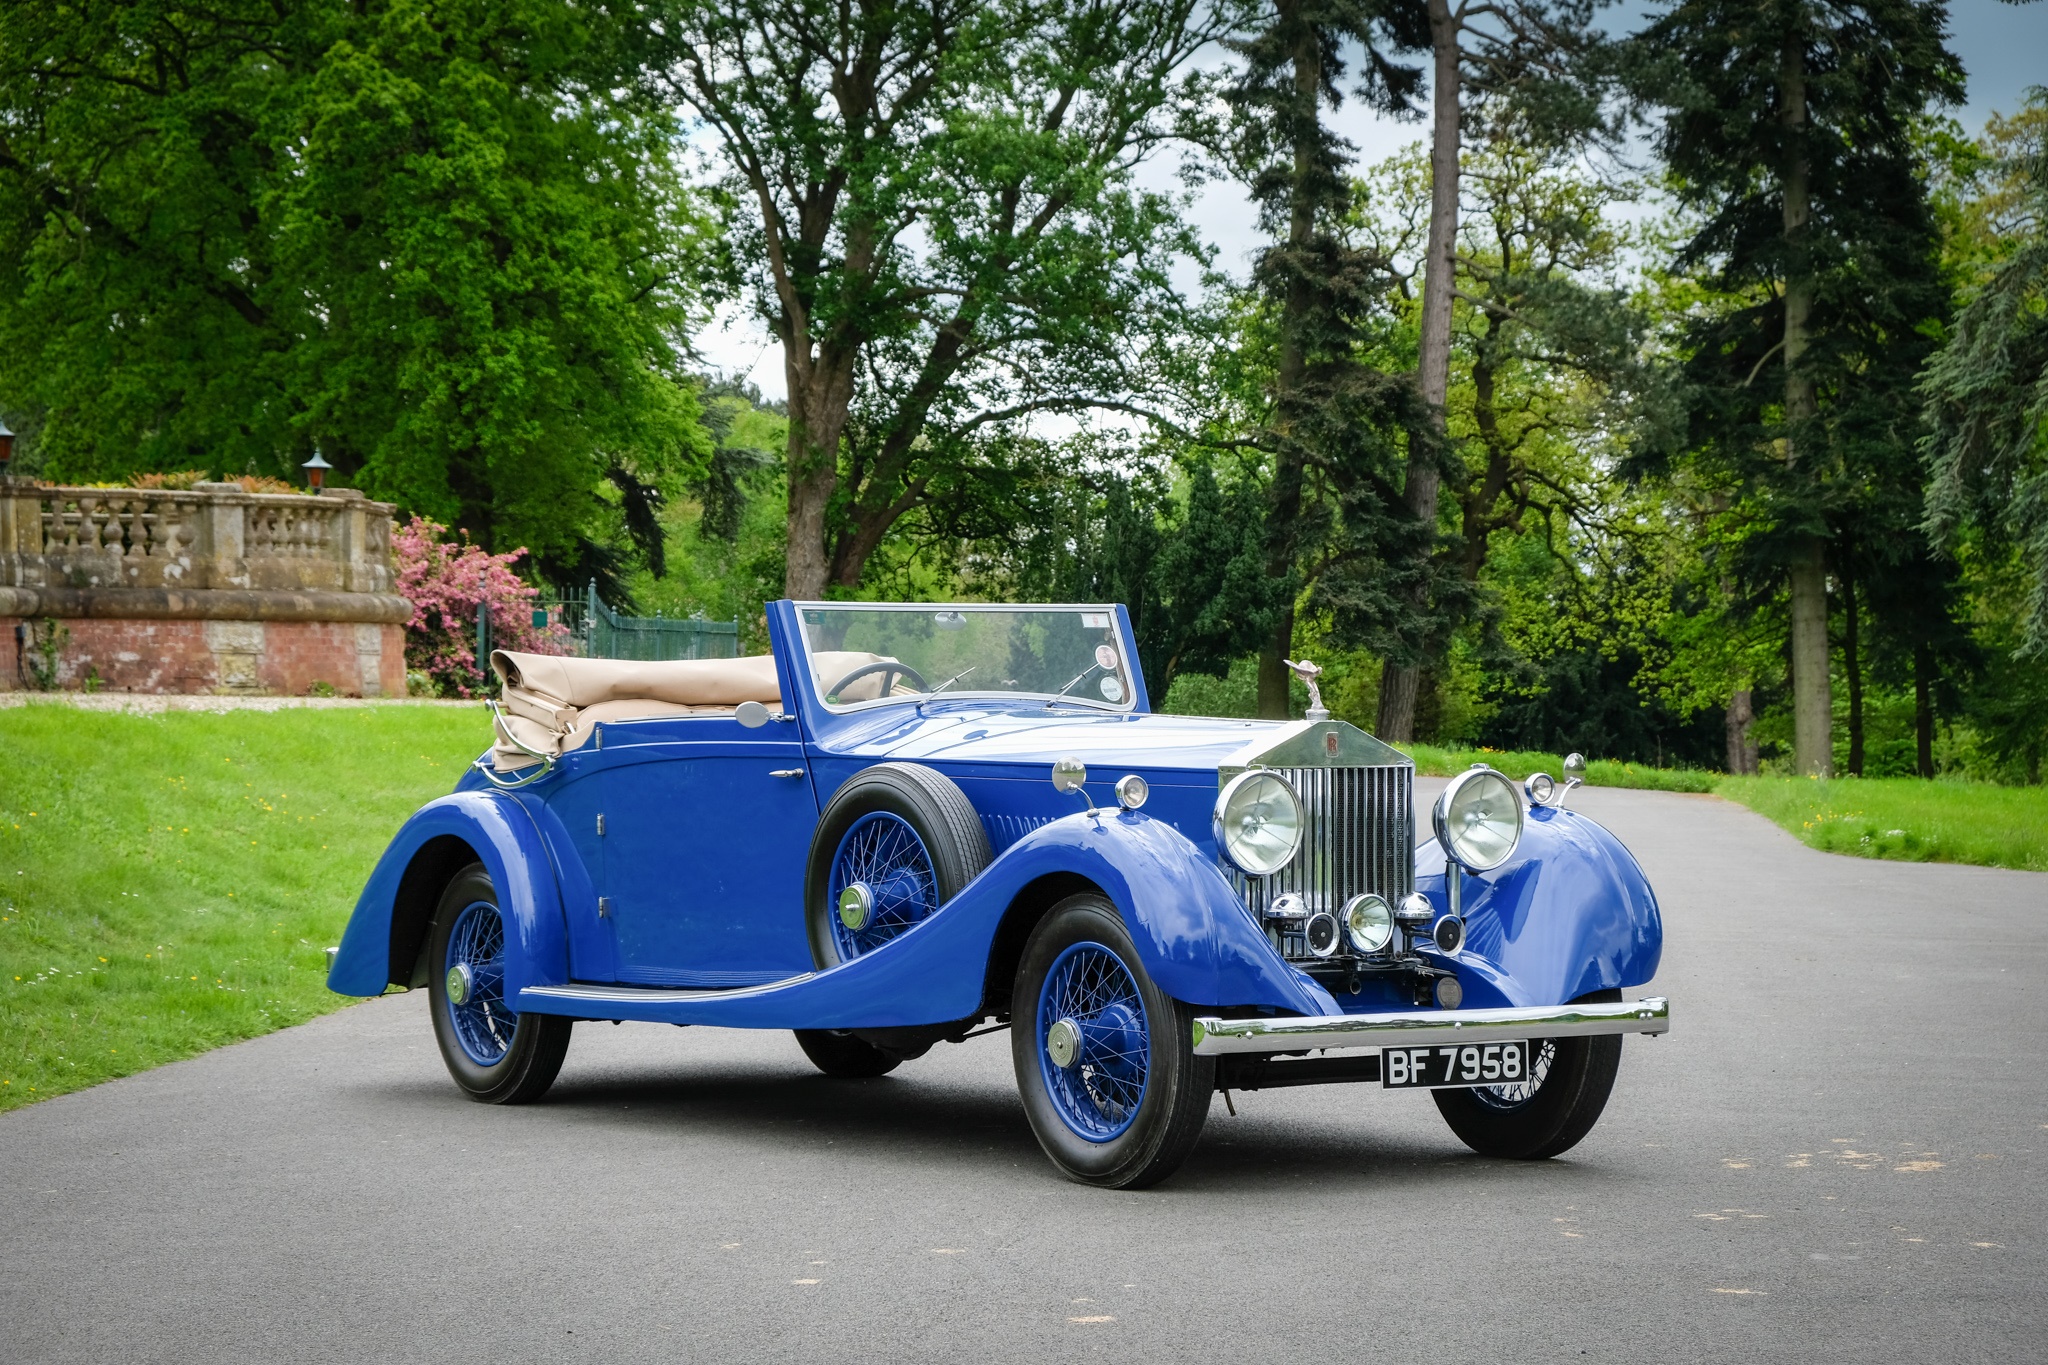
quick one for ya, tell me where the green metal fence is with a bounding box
[484,581,740,668]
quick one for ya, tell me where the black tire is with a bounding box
[1432,988,1624,1159]
[793,1029,902,1078]
[426,863,572,1104]
[1011,895,1214,1189]
[805,762,992,968]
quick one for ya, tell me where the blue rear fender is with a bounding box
[326,791,571,999]
[1417,804,1663,1009]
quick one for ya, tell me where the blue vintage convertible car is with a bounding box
[328,600,1669,1187]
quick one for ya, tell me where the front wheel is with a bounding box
[427,863,572,1104]
[1011,895,1214,1188]
[1432,989,1624,1159]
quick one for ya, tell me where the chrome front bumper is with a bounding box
[1190,996,1670,1057]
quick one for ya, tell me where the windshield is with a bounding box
[796,604,1137,711]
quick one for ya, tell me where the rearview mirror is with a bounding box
[735,700,771,729]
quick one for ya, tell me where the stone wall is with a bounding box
[0,482,413,696]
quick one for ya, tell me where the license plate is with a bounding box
[1382,1040,1530,1089]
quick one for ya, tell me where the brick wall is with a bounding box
[2,618,407,697]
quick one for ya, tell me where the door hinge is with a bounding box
[597,896,612,919]
[596,813,606,837]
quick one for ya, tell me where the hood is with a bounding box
[815,705,1408,779]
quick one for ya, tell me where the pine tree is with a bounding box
[1924,95,2048,659]
[1634,0,1962,775]
[1223,0,1430,718]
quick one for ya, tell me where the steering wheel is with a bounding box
[825,660,931,701]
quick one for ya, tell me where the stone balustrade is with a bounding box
[0,482,413,695]
[1,481,394,595]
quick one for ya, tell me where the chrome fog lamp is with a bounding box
[1213,770,1303,877]
[1343,894,1394,954]
[1114,773,1149,811]
[1433,765,1524,873]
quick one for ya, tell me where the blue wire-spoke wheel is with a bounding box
[1036,940,1151,1142]
[443,899,516,1067]
[826,811,939,960]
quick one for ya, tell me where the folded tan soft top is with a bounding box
[485,648,887,771]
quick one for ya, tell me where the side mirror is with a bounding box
[1563,752,1586,780]
[1051,755,1087,792]
[735,700,771,729]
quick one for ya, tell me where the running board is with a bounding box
[522,975,815,1007]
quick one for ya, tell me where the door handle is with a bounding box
[770,768,806,779]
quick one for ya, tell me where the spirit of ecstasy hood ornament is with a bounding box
[1282,657,1330,722]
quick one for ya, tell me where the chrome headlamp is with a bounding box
[1432,765,1524,872]
[1213,770,1304,877]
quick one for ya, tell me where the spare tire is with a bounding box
[805,763,991,968]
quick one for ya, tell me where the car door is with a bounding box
[596,716,820,986]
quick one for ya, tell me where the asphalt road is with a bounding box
[4,784,2044,1364]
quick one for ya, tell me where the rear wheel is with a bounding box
[427,864,572,1104]
[793,1029,901,1079]
[1432,988,1623,1159]
[1011,895,1213,1188]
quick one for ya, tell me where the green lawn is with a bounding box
[1714,775,2048,872]
[1406,742,2048,872]
[0,703,483,1112]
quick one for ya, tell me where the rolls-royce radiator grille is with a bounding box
[1230,764,1415,944]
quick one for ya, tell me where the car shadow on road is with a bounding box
[358,1060,1643,1195]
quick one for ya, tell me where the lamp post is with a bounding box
[301,448,332,494]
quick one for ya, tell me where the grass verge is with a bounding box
[1,702,482,1112]
[1405,742,2048,871]
[1714,775,2048,873]
[1402,744,1720,792]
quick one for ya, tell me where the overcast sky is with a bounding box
[695,1,2048,400]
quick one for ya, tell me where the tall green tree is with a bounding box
[654,0,1225,600]
[0,0,709,568]
[1371,0,1617,740]
[1633,0,1962,775]
[1222,0,1431,718]
[1924,92,2048,657]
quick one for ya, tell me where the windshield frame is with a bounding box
[790,601,1143,715]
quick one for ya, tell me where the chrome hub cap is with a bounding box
[837,883,875,932]
[445,962,473,1006]
[1046,1016,1082,1069]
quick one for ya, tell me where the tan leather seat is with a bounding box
[485,648,887,770]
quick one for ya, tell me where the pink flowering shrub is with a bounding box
[394,516,567,696]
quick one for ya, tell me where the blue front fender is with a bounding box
[988,810,1336,1016]
[1415,804,1663,1009]
[326,791,570,999]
